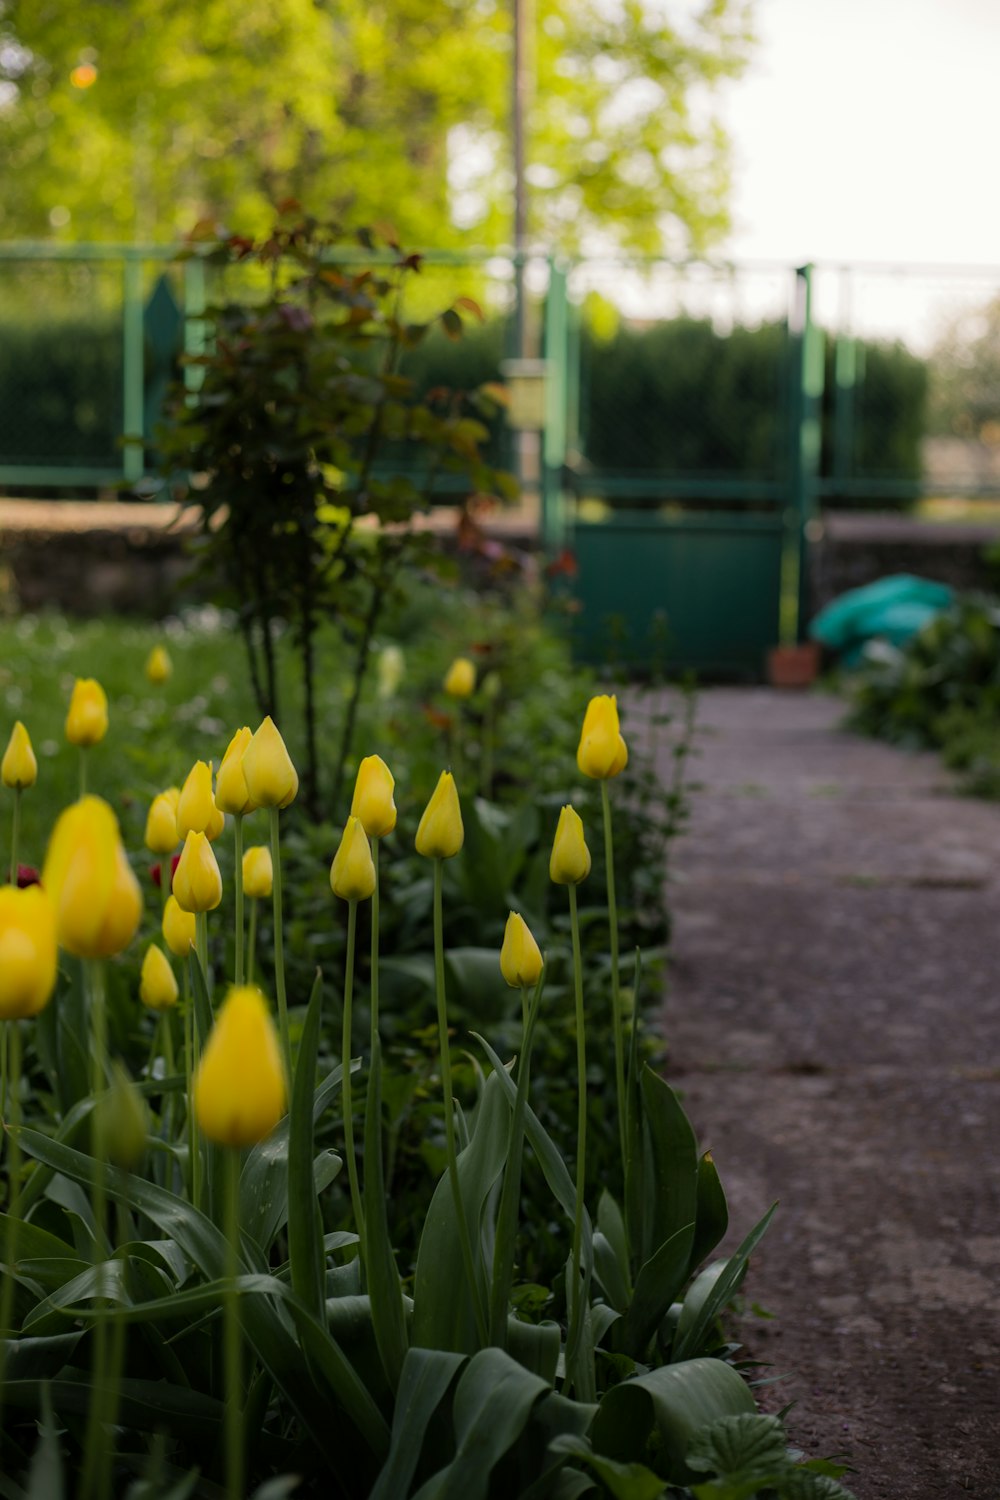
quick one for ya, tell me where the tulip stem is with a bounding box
[81,959,110,1500]
[224,1147,244,1500]
[8,785,21,885]
[564,881,592,1394]
[433,858,487,1345]
[247,899,258,988]
[370,839,380,1043]
[342,900,366,1260]
[195,911,210,998]
[489,973,543,1346]
[79,746,89,798]
[233,814,245,987]
[269,807,291,1075]
[183,968,200,1211]
[601,780,627,1179]
[0,1022,22,1335]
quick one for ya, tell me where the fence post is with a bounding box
[541,256,569,551]
[183,257,207,398]
[786,264,824,643]
[122,256,145,483]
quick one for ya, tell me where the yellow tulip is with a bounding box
[350,754,397,839]
[162,894,196,958]
[139,943,179,1011]
[576,695,628,780]
[376,644,405,700]
[330,816,376,902]
[164,786,181,813]
[177,760,216,838]
[2,721,38,790]
[145,645,172,685]
[242,845,273,900]
[204,800,225,843]
[65,678,108,748]
[0,884,58,1019]
[194,986,286,1147]
[242,717,298,809]
[42,797,142,959]
[443,657,476,698]
[144,792,179,855]
[500,911,544,990]
[415,771,464,859]
[215,726,257,816]
[172,831,223,914]
[549,805,592,886]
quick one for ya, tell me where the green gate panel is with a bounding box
[571,510,786,676]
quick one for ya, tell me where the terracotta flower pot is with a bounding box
[766,642,821,688]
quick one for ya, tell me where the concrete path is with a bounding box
[656,689,1000,1498]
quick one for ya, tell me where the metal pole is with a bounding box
[512,0,528,360]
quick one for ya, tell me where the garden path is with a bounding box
[655,687,1000,1499]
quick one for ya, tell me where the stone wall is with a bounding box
[809,511,1000,615]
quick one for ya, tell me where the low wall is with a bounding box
[809,512,1000,614]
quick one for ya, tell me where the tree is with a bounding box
[929,294,1000,442]
[0,0,754,254]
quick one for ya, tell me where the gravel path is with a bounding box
[655,688,1000,1498]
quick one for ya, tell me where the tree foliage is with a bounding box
[0,0,755,253]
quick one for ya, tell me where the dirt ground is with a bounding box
[653,688,1000,1498]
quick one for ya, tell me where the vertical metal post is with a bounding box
[541,257,568,551]
[833,268,856,497]
[786,264,824,643]
[122,256,145,483]
[512,0,529,360]
[183,257,207,399]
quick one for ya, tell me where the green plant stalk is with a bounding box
[233,813,245,986]
[564,881,591,1391]
[183,968,200,1211]
[195,910,210,999]
[0,1021,22,1338]
[246,898,258,987]
[370,838,380,1043]
[481,700,494,801]
[601,779,627,1177]
[269,806,291,1073]
[433,857,487,1345]
[223,1147,244,1500]
[488,973,543,1346]
[79,745,88,798]
[0,1021,6,1134]
[81,958,110,1500]
[342,899,366,1261]
[8,784,21,884]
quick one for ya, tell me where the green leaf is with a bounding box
[412,1347,549,1500]
[685,1414,789,1475]
[620,1222,696,1359]
[369,1347,465,1500]
[549,1436,666,1500]
[4,1374,225,1447]
[364,1033,409,1392]
[779,1473,857,1499]
[0,1332,83,1381]
[287,969,326,1320]
[506,1316,561,1383]
[672,1205,777,1363]
[411,1070,511,1353]
[591,1358,756,1485]
[593,1231,630,1315]
[632,1068,698,1270]
[25,1384,64,1500]
[688,1152,729,1278]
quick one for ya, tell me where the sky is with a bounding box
[718,0,1000,268]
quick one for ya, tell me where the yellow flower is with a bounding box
[329,816,376,902]
[443,656,476,698]
[42,796,142,958]
[162,894,196,959]
[241,717,298,810]
[549,805,592,886]
[98,1060,150,1169]
[164,786,181,814]
[177,760,216,838]
[65,678,108,748]
[215,727,257,816]
[204,800,225,843]
[500,911,544,990]
[350,754,397,839]
[2,721,38,790]
[576,694,628,780]
[145,645,172,685]
[415,771,464,859]
[376,644,405,700]
[0,884,58,1019]
[172,831,223,913]
[144,791,179,856]
[194,986,286,1147]
[139,943,179,1011]
[242,845,273,900]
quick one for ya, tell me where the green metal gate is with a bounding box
[541,262,825,676]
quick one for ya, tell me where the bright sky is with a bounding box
[719,0,1000,268]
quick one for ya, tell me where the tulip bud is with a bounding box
[242,845,273,900]
[330,816,376,902]
[177,760,216,838]
[443,657,476,698]
[144,792,179,856]
[164,786,181,814]
[162,894,196,958]
[2,721,38,790]
[576,694,628,780]
[97,1060,150,1170]
[204,800,225,843]
[376,644,405,700]
[415,771,464,859]
[0,884,58,1019]
[215,727,257,816]
[139,943,179,1011]
[42,796,142,959]
[194,986,286,1146]
[549,805,592,886]
[173,831,223,913]
[242,717,298,809]
[65,678,109,748]
[350,754,397,839]
[500,911,544,990]
[145,645,172,685]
